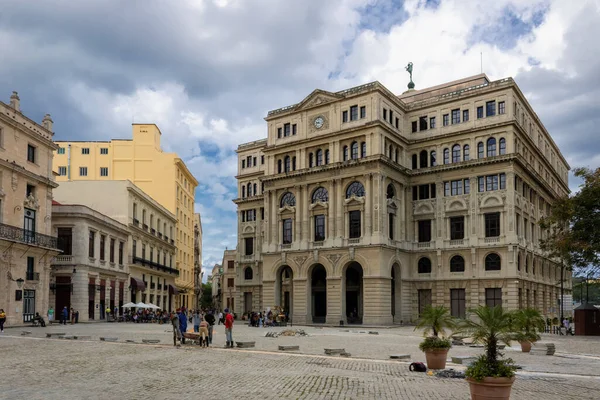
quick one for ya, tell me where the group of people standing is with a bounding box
[170,308,234,348]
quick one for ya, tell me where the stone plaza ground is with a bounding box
[1,322,600,399]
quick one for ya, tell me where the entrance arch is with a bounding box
[344,262,363,324]
[310,264,327,323]
[276,265,293,318]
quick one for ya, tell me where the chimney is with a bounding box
[9,91,20,111]
[42,114,53,131]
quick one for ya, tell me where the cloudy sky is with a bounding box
[1,0,598,275]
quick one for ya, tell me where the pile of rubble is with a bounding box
[265,329,308,338]
[435,369,466,379]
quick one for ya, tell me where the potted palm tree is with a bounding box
[513,308,545,352]
[459,306,517,400]
[414,305,456,369]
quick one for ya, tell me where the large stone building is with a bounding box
[233,74,572,325]
[52,180,179,312]
[51,203,129,322]
[52,124,199,308]
[193,213,202,309]
[0,92,61,325]
[221,249,237,312]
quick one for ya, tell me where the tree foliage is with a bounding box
[540,167,600,272]
[414,305,457,338]
[200,282,213,309]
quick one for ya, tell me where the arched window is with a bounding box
[316,149,323,166]
[292,156,297,170]
[430,150,436,166]
[253,183,257,196]
[244,267,253,280]
[487,137,497,157]
[412,154,418,169]
[278,159,282,174]
[343,146,348,161]
[420,150,428,168]
[351,141,359,159]
[311,187,329,203]
[386,183,395,199]
[280,192,296,207]
[389,145,393,158]
[247,183,252,197]
[525,257,529,273]
[499,138,506,155]
[361,142,366,158]
[394,149,399,163]
[325,149,330,164]
[443,148,450,164]
[284,156,291,172]
[450,255,465,272]
[463,144,470,161]
[477,142,484,158]
[485,253,501,271]
[517,254,521,271]
[346,181,365,198]
[309,153,314,167]
[242,186,246,197]
[418,257,432,274]
[452,144,461,163]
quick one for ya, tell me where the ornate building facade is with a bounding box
[233,74,571,325]
[0,92,61,325]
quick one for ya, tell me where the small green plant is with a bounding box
[465,355,516,381]
[414,305,457,337]
[419,336,451,352]
[512,308,545,343]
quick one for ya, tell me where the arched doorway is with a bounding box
[310,264,327,323]
[276,266,293,318]
[345,262,363,324]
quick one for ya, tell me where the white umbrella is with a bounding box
[145,303,160,310]
[135,302,148,308]
[122,302,136,308]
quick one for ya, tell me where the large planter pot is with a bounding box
[424,349,449,369]
[467,376,516,400]
[519,341,532,352]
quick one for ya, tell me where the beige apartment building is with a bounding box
[221,249,237,312]
[233,74,571,325]
[51,203,129,322]
[52,180,179,312]
[52,124,199,309]
[0,92,61,326]
[209,264,223,309]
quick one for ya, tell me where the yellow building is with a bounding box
[52,124,199,309]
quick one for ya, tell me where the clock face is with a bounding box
[314,116,324,129]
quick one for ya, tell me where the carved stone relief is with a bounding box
[292,256,307,267]
[326,253,342,266]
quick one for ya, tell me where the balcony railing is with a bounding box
[55,255,73,263]
[132,256,179,276]
[151,228,156,235]
[0,223,59,249]
[449,239,464,246]
[484,237,500,243]
[143,224,148,231]
[26,271,40,281]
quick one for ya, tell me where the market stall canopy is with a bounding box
[135,302,149,308]
[121,302,137,308]
[145,303,160,310]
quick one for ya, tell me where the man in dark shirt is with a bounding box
[204,311,216,345]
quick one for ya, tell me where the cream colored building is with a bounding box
[51,203,129,322]
[233,74,572,325]
[52,180,178,312]
[209,264,223,309]
[0,91,61,326]
[221,249,237,312]
[52,124,199,309]
[193,213,202,309]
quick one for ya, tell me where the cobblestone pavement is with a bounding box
[1,323,600,399]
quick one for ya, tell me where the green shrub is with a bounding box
[465,355,517,381]
[419,336,451,352]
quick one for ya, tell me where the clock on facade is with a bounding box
[314,116,324,129]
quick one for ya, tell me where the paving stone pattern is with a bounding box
[1,323,600,399]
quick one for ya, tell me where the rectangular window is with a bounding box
[292,124,297,135]
[260,207,264,220]
[342,110,348,123]
[485,212,501,237]
[109,238,115,263]
[451,289,466,318]
[228,278,234,288]
[498,101,505,115]
[284,123,291,137]
[26,256,34,279]
[314,215,325,242]
[100,148,108,155]
[27,144,36,163]
[57,228,73,255]
[253,157,257,166]
[443,114,449,126]
[462,109,469,122]
[282,218,293,244]
[118,242,124,265]
[412,186,418,201]
[261,155,265,164]
[388,213,394,240]
[389,110,393,124]
[451,180,463,195]
[486,101,496,117]
[465,179,470,194]
[499,173,506,189]
[411,121,418,133]
[228,260,234,270]
[241,160,246,168]
[395,117,399,129]
[277,127,282,138]
[383,108,387,120]
[477,106,484,119]
[349,210,361,238]
[418,184,429,200]
[418,220,432,242]
[450,217,465,240]
[485,288,502,308]
[350,105,358,121]
[451,109,460,124]
[82,148,90,155]
[246,156,251,166]
[99,235,106,261]
[360,106,366,119]
[100,167,108,177]
[429,117,436,128]
[419,116,428,131]
[57,147,65,155]
[88,231,95,258]
[245,237,254,255]
[486,175,498,191]
[58,166,67,176]
[79,167,88,176]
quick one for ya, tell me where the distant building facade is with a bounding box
[193,213,202,309]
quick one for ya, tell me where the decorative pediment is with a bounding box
[344,195,365,206]
[414,202,434,215]
[243,225,255,234]
[447,199,467,212]
[480,194,504,208]
[278,205,296,214]
[309,201,329,211]
[295,89,342,111]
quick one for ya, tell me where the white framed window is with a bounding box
[58,166,67,176]
[79,167,88,176]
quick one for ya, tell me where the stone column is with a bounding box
[262,279,275,315]
[302,184,309,245]
[94,277,101,320]
[72,269,88,322]
[362,276,393,325]
[326,277,342,324]
[328,181,336,240]
[295,185,302,246]
[293,278,308,325]
[335,179,344,242]
[364,173,372,236]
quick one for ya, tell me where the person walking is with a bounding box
[204,310,215,345]
[224,308,234,348]
[61,306,68,325]
[0,309,6,333]
[47,307,54,325]
[192,311,200,333]
[178,309,188,344]
[171,311,182,346]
